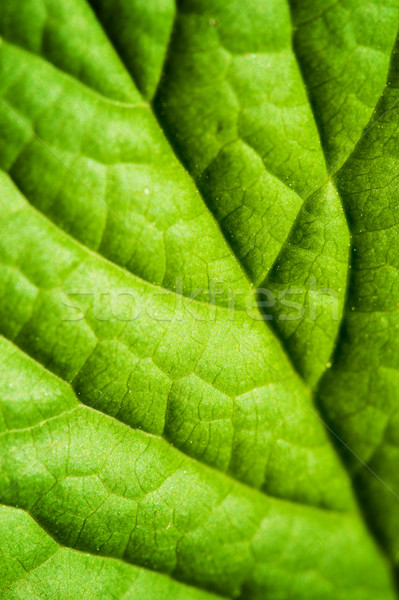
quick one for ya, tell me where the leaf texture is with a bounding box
[0,0,398,598]
[0,338,394,599]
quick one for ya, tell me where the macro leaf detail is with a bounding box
[0,1,399,599]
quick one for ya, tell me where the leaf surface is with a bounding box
[0,1,398,598]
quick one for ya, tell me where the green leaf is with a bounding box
[0,0,398,598]
[0,505,222,600]
[319,38,399,569]
[0,338,393,599]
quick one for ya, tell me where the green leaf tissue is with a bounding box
[0,1,399,599]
